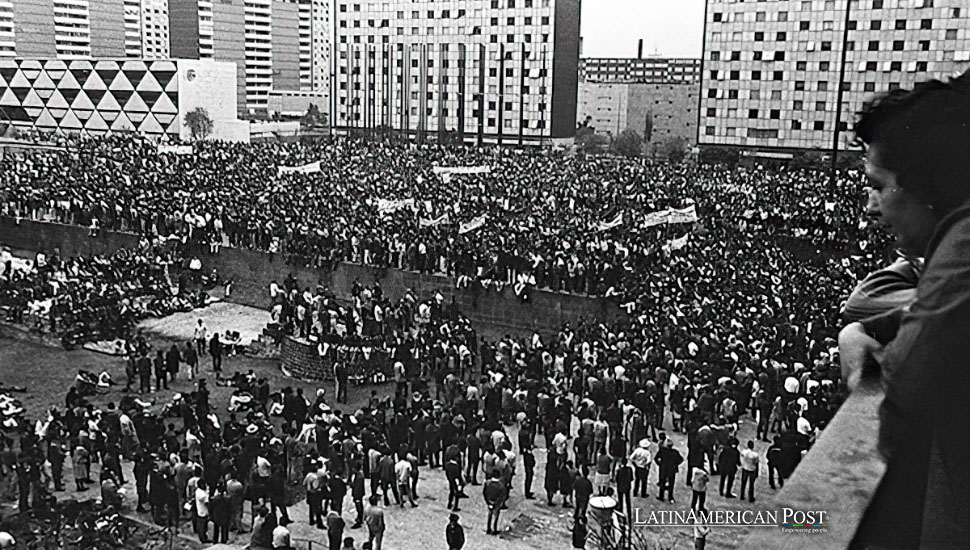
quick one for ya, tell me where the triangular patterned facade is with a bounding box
[0,59,185,137]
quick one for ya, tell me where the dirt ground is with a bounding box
[0,326,769,550]
[0,327,380,422]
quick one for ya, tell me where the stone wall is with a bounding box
[0,217,626,337]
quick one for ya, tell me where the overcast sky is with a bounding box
[580,0,706,59]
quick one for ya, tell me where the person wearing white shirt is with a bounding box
[739,440,759,503]
[629,439,652,497]
[194,480,211,543]
[395,457,417,507]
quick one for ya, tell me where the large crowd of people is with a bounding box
[0,132,902,550]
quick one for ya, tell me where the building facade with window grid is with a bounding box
[169,0,331,117]
[700,0,970,151]
[580,57,701,83]
[332,0,581,144]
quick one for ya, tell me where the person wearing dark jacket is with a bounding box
[326,509,345,550]
[166,344,181,382]
[351,466,366,528]
[210,487,232,544]
[446,513,465,550]
[573,467,594,522]
[615,457,633,516]
[718,438,741,498]
[522,447,536,499]
[209,334,223,373]
[483,472,508,535]
[445,455,464,511]
[655,439,684,503]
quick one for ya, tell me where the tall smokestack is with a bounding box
[638,39,643,59]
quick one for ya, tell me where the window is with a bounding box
[706,126,715,136]
[800,21,810,31]
[795,81,805,91]
[748,109,759,119]
[818,81,828,91]
[774,71,784,80]
[816,101,826,111]
[896,19,907,30]
[711,51,720,61]
[792,120,802,130]
[713,12,722,22]
[707,108,716,117]
[920,19,932,29]
[872,0,883,7]
[866,61,877,71]
[752,70,762,80]
[753,51,763,61]
[756,12,766,22]
[917,61,928,72]
[793,100,803,110]
[821,42,832,51]
[731,51,741,61]
[868,41,879,51]
[709,70,719,79]
[919,40,931,51]
[797,61,807,71]
[893,40,904,51]
[953,8,962,18]
[771,90,782,100]
[946,29,959,40]
[777,32,787,41]
[819,61,830,71]
[728,89,738,99]
[770,109,780,120]
[730,70,740,80]
[755,32,764,41]
[707,89,717,98]
[890,61,902,71]
[848,20,857,30]
[870,20,881,30]
[814,121,825,131]
[864,82,875,92]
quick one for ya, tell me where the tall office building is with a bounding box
[332,0,581,145]
[580,57,701,83]
[700,0,970,152]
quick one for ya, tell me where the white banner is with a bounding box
[376,198,415,216]
[596,212,623,232]
[158,144,193,155]
[643,211,669,228]
[667,205,698,225]
[433,166,492,176]
[458,215,486,235]
[278,161,322,175]
[419,213,451,228]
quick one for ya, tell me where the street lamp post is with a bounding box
[831,0,854,188]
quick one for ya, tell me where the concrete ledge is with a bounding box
[742,377,886,549]
[0,216,625,337]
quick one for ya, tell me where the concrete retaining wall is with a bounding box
[0,217,626,337]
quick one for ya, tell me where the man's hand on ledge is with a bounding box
[839,322,883,392]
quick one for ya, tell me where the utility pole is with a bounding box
[831,0,854,188]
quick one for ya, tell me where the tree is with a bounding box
[575,124,608,154]
[610,129,643,157]
[184,107,213,141]
[661,136,687,163]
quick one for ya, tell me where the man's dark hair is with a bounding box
[855,70,970,212]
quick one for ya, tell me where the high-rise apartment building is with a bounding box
[700,0,970,152]
[332,0,581,145]
[171,0,331,116]
[580,57,701,83]
[0,0,168,60]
